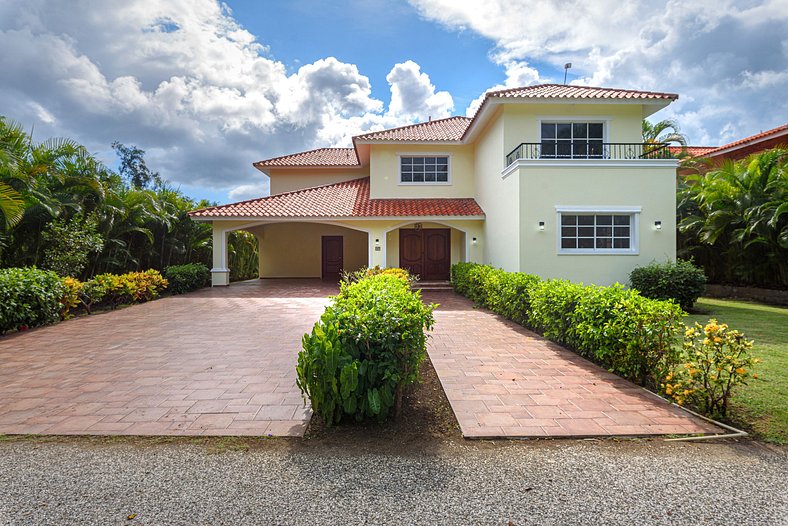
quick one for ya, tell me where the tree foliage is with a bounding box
[0,116,258,279]
[643,119,688,146]
[678,147,787,287]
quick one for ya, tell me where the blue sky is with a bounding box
[0,0,785,204]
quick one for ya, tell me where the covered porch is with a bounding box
[205,218,484,285]
[187,177,485,285]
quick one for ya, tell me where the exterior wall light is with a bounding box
[538,221,545,231]
[654,220,662,231]
[472,237,477,245]
[374,238,380,247]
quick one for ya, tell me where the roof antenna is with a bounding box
[428,115,432,121]
[563,63,572,85]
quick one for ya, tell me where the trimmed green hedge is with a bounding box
[296,273,435,424]
[629,259,707,311]
[0,267,67,334]
[451,263,684,386]
[165,263,210,294]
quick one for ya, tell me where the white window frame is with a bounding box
[555,206,640,255]
[397,153,452,185]
[538,117,610,159]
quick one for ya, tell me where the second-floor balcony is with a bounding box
[505,142,673,166]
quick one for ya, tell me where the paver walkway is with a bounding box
[0,280,335,437]
[423,290,721,438]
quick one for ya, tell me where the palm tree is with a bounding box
[642,119,688,146]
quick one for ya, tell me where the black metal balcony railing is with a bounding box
[505,142,672,166]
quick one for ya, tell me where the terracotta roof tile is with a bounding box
[353,116,471,142]
[485,84,679,101]
[668,146,718,157]
[189,178,484,219]
[255,147,359,167]
[702,123,788,157]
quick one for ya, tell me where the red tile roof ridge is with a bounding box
[485,83,679,100]
[353,115,472,141]
[188,177,369,217]
[254,147,359,167]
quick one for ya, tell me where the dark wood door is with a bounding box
[321,236,343,281]
[399,228,450,280]
[399,229,424,277]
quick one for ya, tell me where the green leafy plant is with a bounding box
[0,267,66,334]
[630,259,707,311]
[342,265,415,285]
[663,319,758,418]
[165,263,210,294]
[296,273,435,424]
[40,215,104,278]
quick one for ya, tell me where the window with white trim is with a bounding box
[559,213,634,251]
[541,122,604,159]
[400,156,449,183]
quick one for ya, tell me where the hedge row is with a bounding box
[296,271,435,424]
[451,263,684,387]
[0,267,168,335]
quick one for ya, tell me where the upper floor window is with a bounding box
[541,122,604,159]
[400,155,449,183]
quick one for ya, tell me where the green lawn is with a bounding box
[685,298,788,444]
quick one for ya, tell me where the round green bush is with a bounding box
[164,263,210,294]
[629,259,707,311]
[0,267,67,334]
[296,274,435,424]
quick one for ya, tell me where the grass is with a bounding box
[685,298,788,444]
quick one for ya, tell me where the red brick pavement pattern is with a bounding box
[0,280,336,437]
[423,291,722,439]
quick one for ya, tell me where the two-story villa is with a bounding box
[190,84,679,286]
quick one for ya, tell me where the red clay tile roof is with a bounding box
[702,123,788,157]
[254,147,359,167]
[668,146,718,157]
[354,116,472,142]
[189,177,484,219]
[485,84,679,101]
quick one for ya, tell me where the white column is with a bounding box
[211,223,230,286]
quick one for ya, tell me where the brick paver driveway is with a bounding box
[423,290,722,439]
[0,280,337,437]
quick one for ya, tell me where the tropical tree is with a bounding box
[678,147,787,286]
[643,119,688,145]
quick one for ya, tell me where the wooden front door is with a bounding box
[321,236,343,281]
[399,228,450,280]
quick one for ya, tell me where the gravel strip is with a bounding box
[0,439,785,525]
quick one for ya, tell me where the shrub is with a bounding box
[165,263,210,294]
[0,267,66,334]
[60,277,83,319]
[629,259,707,311]
[342,265,415,285]
[40,215,104,277]
[663,320,757,417]
[296,274,435,424]
[80,270,168,311]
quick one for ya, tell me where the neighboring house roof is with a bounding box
[253,147,359,167]
[668,146,718,157]
[189,177,485,219]
[701,123,788,158]
[254,84,680,168]
[354,116,472,142]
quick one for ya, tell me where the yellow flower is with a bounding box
[665,387,673,395]
[714,337,723,343]
[735,368,746,375]
[753,374,759,379]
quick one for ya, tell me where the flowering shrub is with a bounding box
[85,270,167,308]
[662,319,757,417]
[297,273,435,424]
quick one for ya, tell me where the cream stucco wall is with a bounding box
[502,103,645,156]
[267,167,369,195]
[516,162,677,285]
[367,143,475,199]
[248,222,368,278]
[472,109,521,271]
